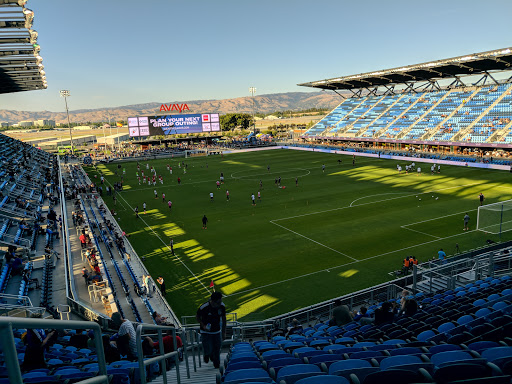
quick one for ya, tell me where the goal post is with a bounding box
[476,199,512,235]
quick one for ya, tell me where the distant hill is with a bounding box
[0,91,344,124]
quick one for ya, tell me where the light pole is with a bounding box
[249,87,256,134]
[59,90,74,154]
[107,111,113,153]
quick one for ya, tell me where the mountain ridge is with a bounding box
[0,91,343,124]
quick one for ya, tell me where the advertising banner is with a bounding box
[128,113,220,137]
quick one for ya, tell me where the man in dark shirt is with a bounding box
[196,292,226,369]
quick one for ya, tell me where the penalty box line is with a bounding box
[269,220,358,261]
[228,228,479,298]
[272,182,481,223]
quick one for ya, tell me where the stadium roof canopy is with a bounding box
[299,47,512,93]
[0,0,47,94]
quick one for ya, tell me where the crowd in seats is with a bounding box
[304,84,512,145]
[0,309,184,384]
[220,275,512,384]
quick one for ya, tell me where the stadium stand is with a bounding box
[301,48,512,149]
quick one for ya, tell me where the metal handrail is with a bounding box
[0,317,108,384]
[135,323,181,384]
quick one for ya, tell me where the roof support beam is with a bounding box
[484,71,499,85]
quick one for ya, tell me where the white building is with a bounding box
[34,119,56,127]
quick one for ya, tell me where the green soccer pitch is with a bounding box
[84,149,512,321]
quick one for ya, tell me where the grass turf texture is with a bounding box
[84,149,512,321]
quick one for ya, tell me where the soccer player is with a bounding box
[162,193,166,202]
[295,177,298,187]
[431,165,435,175]
[220,173,224,184]
[167,200,172,210]
[278,176,281,187]
[134,206,139,218]
[202,215,208,229]
[251,193,256,206]
[216,181,220,189]
[463,213,470,231]
[398,165,402,174]
[437,165,441,173]
[210,192,214,201]
[226,190,229,201]
[259,180,263,190]
[267,165,270,172]
[177,177,181,185]
[154,189,158,199]
[322,164,325,173]
[417,167,421,176]
[411,162,416,170]
[479,193,485,206]
[170,167,172,175]
[257,191,261,200]
[143,202,146,214]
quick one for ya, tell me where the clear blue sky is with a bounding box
[2,0,512,112]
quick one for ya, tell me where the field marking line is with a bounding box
[350,192,410,207]
[402,208,478,227]
[230,168,311,180]
[272,182,481,222]
[102,179,210,293]
[227,229,479,298]
[270,220,358,261]
[400,226,441,239]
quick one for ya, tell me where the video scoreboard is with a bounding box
[128,113,220,137]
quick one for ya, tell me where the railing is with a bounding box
[135,323,182,384]
[0,317,108,384]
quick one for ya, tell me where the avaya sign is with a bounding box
[159,103,190,112]
[128,113,220,137]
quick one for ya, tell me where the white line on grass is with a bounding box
[402,209,478,227]
[350,192,410,207]
[272,182,481,222]
[103,179,210,293]
[270,221,357,261]
[400,226,441,239]
[227,229,478,298]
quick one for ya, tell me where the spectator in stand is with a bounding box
[330,300,353,326]
[374,301,396,325]
[400,299,418,317]
[12,255,23,275]
[102,334,121,363]
[286,318,303,337]
[144,327,183,354]
[21,314,56,371]
[111,312,138,361]
[79,231,87,249]
[353,307,370,322]
[152,311,169,326]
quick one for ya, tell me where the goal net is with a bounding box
[476,199,512,234]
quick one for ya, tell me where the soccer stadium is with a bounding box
[3,1,512,384]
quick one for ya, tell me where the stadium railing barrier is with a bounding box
[135,323,181,384]
[0,316,108,384]
[58,157,112,328]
